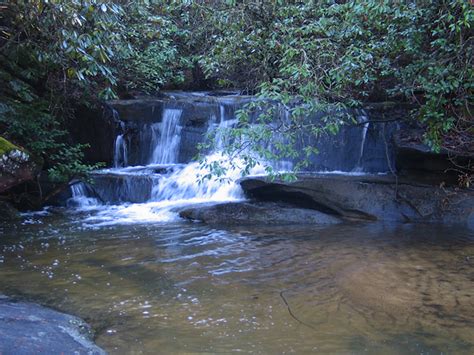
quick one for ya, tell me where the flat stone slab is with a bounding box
[240,174,474,226]
[179,201,342,225]
[0,295,105,354]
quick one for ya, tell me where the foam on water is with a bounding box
[151,153,259,202]
[69,153,264,226]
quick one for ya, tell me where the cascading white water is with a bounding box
[150,109,183,164]
[70,103,265,226]
[67,182,99,208]
[151,152,262,203]
[114,134,128,168]
[212,105,237,150]
[353,111,370,172]
[113,112,128,168]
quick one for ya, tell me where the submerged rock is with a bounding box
[335,262,474,344]
[240,174,474,226]
[0,295,105,354]
[179,201,342,225]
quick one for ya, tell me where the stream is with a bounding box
[0,215,473,353]
[1,92,473,353]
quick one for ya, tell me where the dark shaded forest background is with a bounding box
[0,1,472,183]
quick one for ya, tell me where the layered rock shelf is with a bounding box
[240,174,474,226]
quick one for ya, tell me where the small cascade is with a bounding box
[75,155,263,226]
[151,153,262,203]
[113,111,128,168]
[114,134,128,168]
[150,109,183,164]
[67,182,99,208]
[268,105,293,172]
[213,105,237,150]
[353,111,370,172]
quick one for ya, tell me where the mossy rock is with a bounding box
[0,137,19,157]
[0,136,40,194]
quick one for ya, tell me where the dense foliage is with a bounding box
[1,1,472,186]
[193,1,473,170]
[1,0,122,183]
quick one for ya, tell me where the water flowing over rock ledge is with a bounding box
[105,92,401,172]
[0,295,105,354]
[59,92,473,227]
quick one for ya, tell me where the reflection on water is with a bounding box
[0,214,473,353]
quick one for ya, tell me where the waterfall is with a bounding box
[71,101,264,226]
[67,182,99,208]
[269,105,293,172]
[149,109,183,164]
[112,111,128,168]
[353,111,370,172]
[67,92,395,226]
[113,134,128,168]
[213,105,237,150]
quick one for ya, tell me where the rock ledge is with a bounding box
[179,201,342,225]
[0,295,105,354]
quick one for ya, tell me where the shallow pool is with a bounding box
[1,211,473,353]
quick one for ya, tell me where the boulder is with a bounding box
[179,201,342,225]
[0,295,105,354]
[0,137,40,193]
[240,174,474,226]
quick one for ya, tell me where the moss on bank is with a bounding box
[0,137,19,156]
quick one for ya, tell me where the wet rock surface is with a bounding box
[240,174,474,226]
[69,105,117,166]
[179,201,342,225]
[107,94,403,172]
[0,295,105,354]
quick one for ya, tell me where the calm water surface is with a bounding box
[0,211,473,354]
